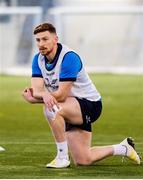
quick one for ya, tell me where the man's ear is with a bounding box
[55,35,58,42]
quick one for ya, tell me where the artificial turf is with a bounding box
[0,74,142,178]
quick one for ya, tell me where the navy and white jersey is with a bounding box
[32,43,101,101]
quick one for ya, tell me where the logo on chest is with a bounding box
[45,77,59,90]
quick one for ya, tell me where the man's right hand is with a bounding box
[22,87,42,103]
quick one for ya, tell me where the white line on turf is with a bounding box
[0,142,143,145]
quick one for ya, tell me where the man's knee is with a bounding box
[44,105,62,121]
[74,155,93,166]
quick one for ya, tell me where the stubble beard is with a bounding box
[40,46,54,57]
[40,49,50,56]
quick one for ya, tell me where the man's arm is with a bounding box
[22,77,45,104]
[23,77,73,109]
[51,81,73,102]
[31,77,73,101]
[31,77,73,109]
[42,81,73,110]
[31,77,58,110]
[31,77,45,99]
[22,87,43,103]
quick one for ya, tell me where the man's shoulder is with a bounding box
[32,53,41,63]
[63,51,81,64]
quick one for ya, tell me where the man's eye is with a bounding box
[36,39,40,42]
[43,38,49,41]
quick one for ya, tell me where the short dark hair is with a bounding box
[33,23,56,35]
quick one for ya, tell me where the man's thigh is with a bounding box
[59,97,83,125]
[66,129,92,164]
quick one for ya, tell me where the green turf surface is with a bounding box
[0,74,143,178]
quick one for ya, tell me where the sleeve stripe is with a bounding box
[32,74,43,78]
[59,77,76,81]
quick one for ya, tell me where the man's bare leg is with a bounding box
[44,97,83,168]
[66,129,140,165]
[66,129,113,165]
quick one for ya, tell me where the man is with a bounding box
[22,23,140,168]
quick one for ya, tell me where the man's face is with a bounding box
[35,31,58,56]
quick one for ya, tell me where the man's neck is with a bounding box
[46,44,58,63]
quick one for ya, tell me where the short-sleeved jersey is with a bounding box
[32,43,101,101]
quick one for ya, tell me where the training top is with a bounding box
[32,43,101,101]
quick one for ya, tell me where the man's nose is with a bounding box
[38,40,44,47]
